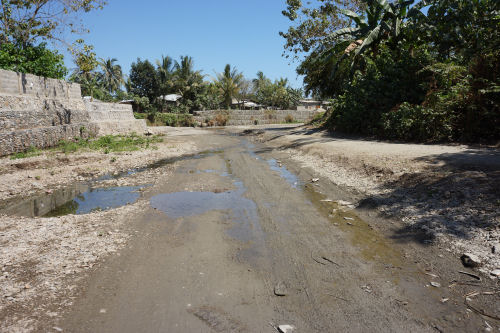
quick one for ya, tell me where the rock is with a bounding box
[492,243,500,254]
[461,253,482,268]
[274,281,288,296]
[430,282,441,288]
[311,178,319,183]
[490,269,500,277]
[278,324,295,333]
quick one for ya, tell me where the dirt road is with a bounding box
[51,130,497,332]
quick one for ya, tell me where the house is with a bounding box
[296,99,329,111]
[231,98,262,110]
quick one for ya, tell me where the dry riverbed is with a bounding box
[0,132,198,332]
[242,125,500,275]
[0,125,499,332]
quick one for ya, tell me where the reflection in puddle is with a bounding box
[45,186,145,217]
[150,181,260,243]
[267,158,300,188]
[0,184,145,218]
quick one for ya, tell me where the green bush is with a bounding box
[0,43,67,79]
[133,112,148,119]
[153,113,195,127]
[381,103,453,142]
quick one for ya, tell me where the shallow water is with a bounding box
[44,185,145,217]
[266,158,301,188]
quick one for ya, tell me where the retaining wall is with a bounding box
[193,109,319,126]
[0,69,146,156]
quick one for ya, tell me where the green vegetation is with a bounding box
[150,113,195,127]
[0,43,67,79]
[283,0,500,143]
[58,135,163,154]
[0,0,104,80]
[10,146,41,160]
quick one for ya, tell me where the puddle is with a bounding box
[0,150,228,218]
[151,181,261,244]
[44,185,145,217]
[267,158,300,188]
[0,184,146,218]
[303,184,402,266]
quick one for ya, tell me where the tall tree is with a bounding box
[0,0,106,47]
[280,0,363,58]
[172,56,205,112]
[215,64,244,109]
[69,39,99,97]
[98,57,124,94]
[128,58,160,104]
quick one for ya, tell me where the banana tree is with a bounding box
[318,0,425,75]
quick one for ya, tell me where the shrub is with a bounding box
[153,113,195,127]
[381,103,453,142]
[215,113,228,126]
[0,43,67,79]
[285,114,295,123]
[133,112,147,120]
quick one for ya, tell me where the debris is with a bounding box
[53,327,63,332]
[343,217,354,221]
[311,178,319,183]
[490,269,500,277]
[424,272,440,279]
[337,200,353,206]
[346,222,353,226]
[321,256,341,267]
[465,294,500,321]
[458,271,481,281]
[361,285,372,293]
[278,324,295,333]
[320,199,333,202]
[492,243,499,254]
[460,253,482,268]
[99,308,107,314]
[274,281,288,296]
[430,282,441,288]
[440,298,449,303]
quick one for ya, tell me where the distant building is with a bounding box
[231,98,262,110]
[296,99,329,111]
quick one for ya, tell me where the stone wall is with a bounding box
[85,101,146,135]
[193,109,320,126]
[0,69,146,156]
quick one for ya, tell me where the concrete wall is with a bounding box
[193,109,320,126]
[0,69,146,156]
[0,69,81,99]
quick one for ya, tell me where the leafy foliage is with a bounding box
[286,0,500,142]
[0,0,106,47]
[0,42,67,79]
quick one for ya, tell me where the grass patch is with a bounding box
[10,146,42,160]
[58,134,164,154]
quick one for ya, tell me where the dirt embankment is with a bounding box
[244,125,500,274]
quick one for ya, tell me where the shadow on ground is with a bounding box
[359,151,500,245]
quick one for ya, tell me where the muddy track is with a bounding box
[46,130,497,332]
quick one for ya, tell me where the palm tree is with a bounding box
[98,57,124,94]
[252,71,270,91]
[215,64,244,109]
[172,56,204,95]
[156,55,174,110]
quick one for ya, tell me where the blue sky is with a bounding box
[63,0,304,88]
